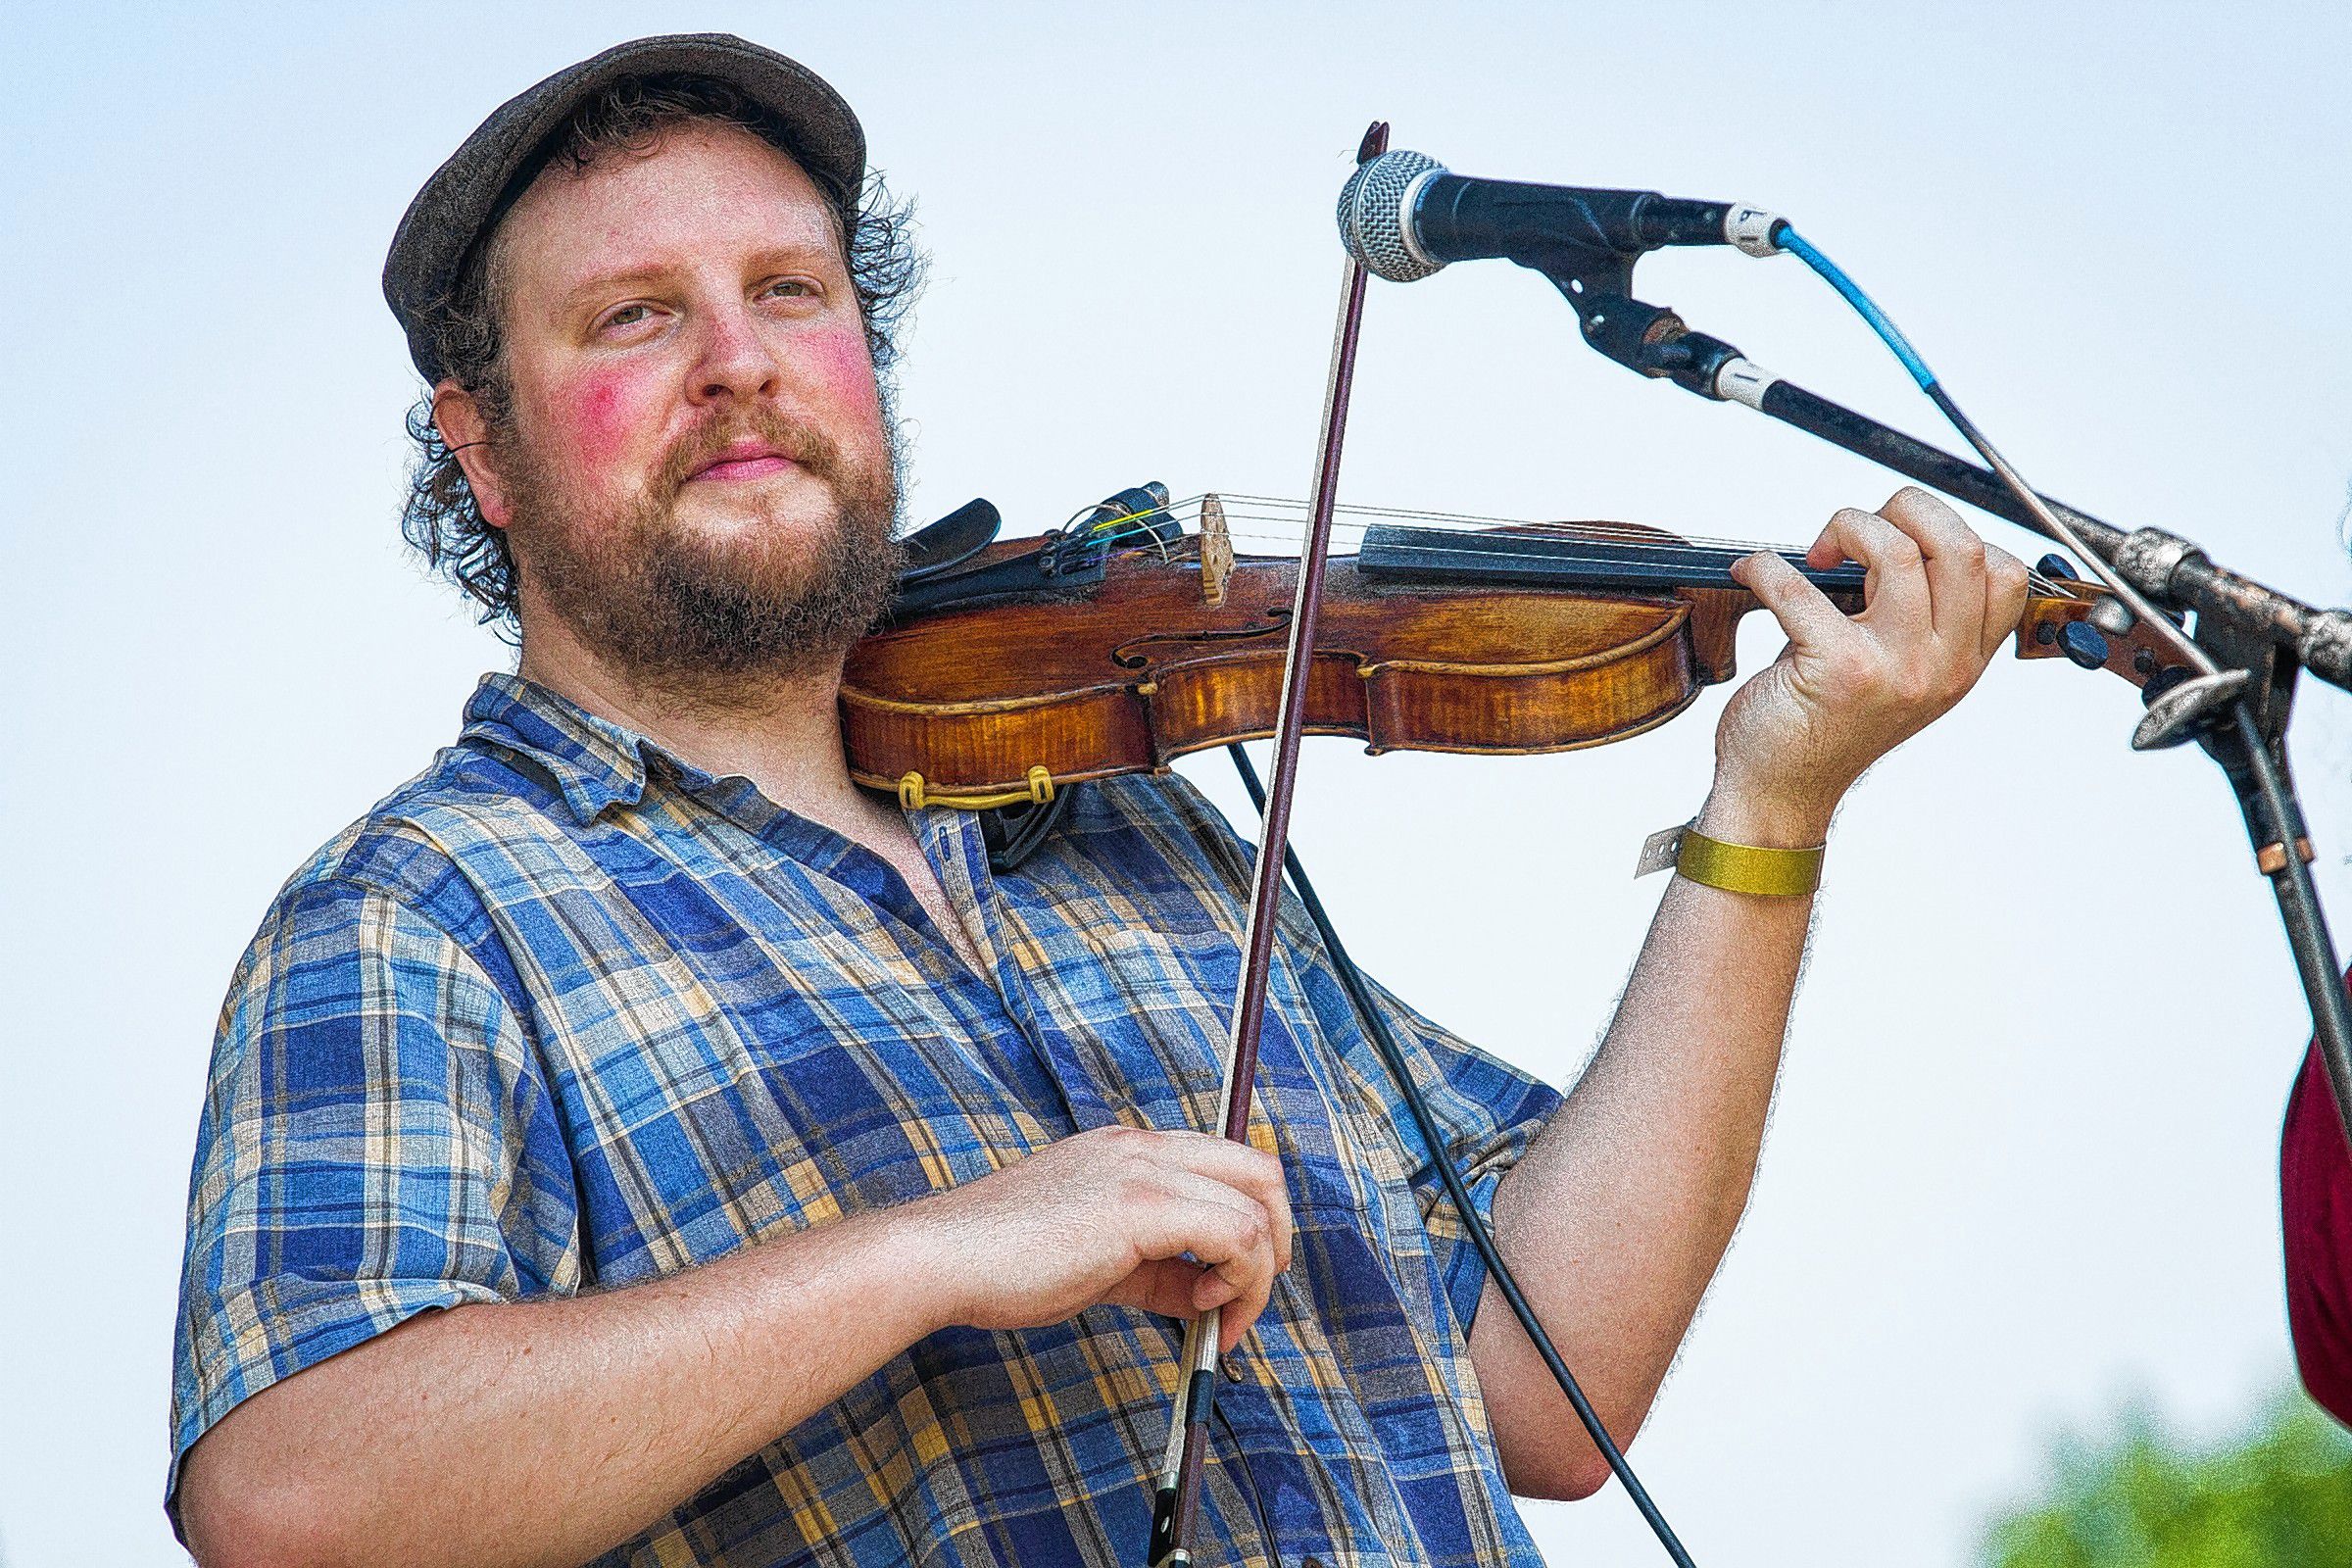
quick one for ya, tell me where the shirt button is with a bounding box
[1221,1355,1246,1382]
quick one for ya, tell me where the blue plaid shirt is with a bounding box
[172,673,1560,1566]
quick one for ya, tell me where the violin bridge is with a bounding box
[1199,493,1233,608]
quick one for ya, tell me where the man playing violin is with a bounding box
[169,34,2030,1568]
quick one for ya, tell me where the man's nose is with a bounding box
[688,301,783,406]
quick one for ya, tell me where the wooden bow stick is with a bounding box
[1144,118,1388,1568]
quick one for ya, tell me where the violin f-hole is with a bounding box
[1109,608,1292,670]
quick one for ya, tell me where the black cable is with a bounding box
[1225,743,1697,1568]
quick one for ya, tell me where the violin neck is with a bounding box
[1354,522,1868,595]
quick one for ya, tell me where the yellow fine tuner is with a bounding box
[896,764,1057,812]
[1635,821,1825,898]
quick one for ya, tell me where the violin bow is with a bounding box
[1142,120,1387,1568]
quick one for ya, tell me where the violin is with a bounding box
[845,483,2180,812]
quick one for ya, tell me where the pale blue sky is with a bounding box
[8,3,2352,1564]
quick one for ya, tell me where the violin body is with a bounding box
[843,521,2174,810]
[849,535,1774,807]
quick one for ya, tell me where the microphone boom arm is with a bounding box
[1536,247,2352,1152]
[1533,245,2352,695]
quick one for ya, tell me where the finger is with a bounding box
[1216,1276,1270,1355]
[1731,548,1853,656]
[1978,545,2033,664]
[1137,1131,1295,1273]
[1100,1253,1269,1346]
[1235,1140,1294,1272]
[1198,1246,1276,1353]
[1193,1267,1243,1312]
[1105,1258,1226,1320]
[1122,1167,1279,1300]
[1875,486,1984,643]
[1813,506,1931,633]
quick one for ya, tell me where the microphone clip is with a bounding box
[1544,253,1744,399]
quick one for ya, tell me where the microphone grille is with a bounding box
[1337,149,1446,282]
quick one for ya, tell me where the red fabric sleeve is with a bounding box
[2282,1015,2352,1426]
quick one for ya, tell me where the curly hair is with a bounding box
[399,74,925,635]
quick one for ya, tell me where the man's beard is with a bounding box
[499,406,904,708]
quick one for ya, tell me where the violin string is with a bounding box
[1086,492,1783,555]
[1078,495,2074,598]
[1116,492,2082,588]
[1107,503,1775,559]
[1160,514,2076,598]
[1210,493,1804,554]
[1263,525,2071,599]
[1095,491,1740,556]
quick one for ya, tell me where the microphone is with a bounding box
[1337,149,1786,283]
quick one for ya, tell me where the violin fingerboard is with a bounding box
[1356,523,1868,594]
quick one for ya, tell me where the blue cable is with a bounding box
[1773,221,2111,597]
[1776,226,1940,393]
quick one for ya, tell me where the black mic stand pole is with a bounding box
[1543,255,2352,1151]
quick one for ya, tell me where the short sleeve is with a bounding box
[1312,956,1562,1335]
[168,874,578,1519]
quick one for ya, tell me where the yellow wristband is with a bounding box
[1636,822,1824,897]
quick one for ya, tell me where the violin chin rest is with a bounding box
[897,498,1003,584]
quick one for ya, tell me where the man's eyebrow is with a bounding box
[558,268,673,311]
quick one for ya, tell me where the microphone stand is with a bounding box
[1531,242,2352,1151]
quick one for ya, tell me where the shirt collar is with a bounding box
[458,671,681,825]
[456,674,980,863]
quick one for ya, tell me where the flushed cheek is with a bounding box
[546,368,667,478]
[796,325,881,414]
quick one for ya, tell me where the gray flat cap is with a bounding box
[383,32,865,382]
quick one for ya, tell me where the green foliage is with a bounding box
[1981,1391,2352,1568]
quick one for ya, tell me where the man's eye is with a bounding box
[603,304,652,330]
[763,278,817,300]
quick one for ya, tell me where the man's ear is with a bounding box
[431,381,514,528]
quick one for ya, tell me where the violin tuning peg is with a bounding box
[2088,596,2136,638]
[2057,620,2110,670]
[2035,553,2080,581]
